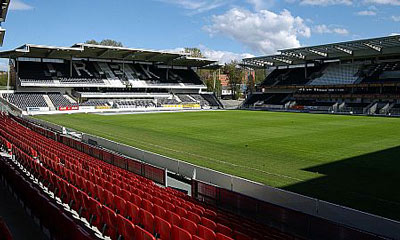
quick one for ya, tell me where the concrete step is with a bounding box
[42,95,55,111]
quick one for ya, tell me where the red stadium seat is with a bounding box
[135,226,156,240]
[198,225,216,240]
[121,188,131,200]
[192,236,205,240]
[164,201,175,212]
[155,216,171,240]
[172,225,192,240]
[181,217,198,235]
[130,193,143,207]
[204,210,217,220]
[114,195,127,215]
[216,224,232,238]
[117,213,135,240]
[187,212,201,224]
[192,207,204,216]
[175,206,188,218]
[153,197,164,206]
[153,204,167,218]
[201,217,217,231]
[102,206,118,238]
[142,198,154,212]
[167,210,181,226]
[140,209,155,234]
[216,233,233,240]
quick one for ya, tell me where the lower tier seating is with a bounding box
[1,93,48,110]
[0,113,296,240]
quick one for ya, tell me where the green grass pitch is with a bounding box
[36,110,400,221]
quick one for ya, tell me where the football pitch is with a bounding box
[36,110,400,221]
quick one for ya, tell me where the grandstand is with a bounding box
[0,43,223,114]
[241,35,400,115]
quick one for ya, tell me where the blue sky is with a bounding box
[1,0,400,64]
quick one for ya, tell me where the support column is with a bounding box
[6,57,10,102]
[69,56,73,77]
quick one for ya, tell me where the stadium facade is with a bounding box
[0,43,223,115]
[242,35,400,116]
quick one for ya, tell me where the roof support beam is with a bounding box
[335,46,353,55]
[45,49,58,58]
[282,52,305,60]
[97,49,110,58]
[308,49,328,57]
[273,57,292,65]
[363,42,382,52]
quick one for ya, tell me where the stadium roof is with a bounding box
[243,35,400,68]
[0,0,10,46]
[0,43,218,67]
[0,0,10,22]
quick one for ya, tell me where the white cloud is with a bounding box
[313,24,349,35]
[392,16,400,22]
[356,10,376,16]
[201,47,254,64]
[9,0,33,10]
[162,46,253,64]
[364,0,400,6]
[204,8,311,54]
[299,0,353,6]
[156,0,230,14]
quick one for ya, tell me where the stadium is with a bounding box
[0,1,400,240]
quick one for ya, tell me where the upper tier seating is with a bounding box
[0,114,296,240]
[310,63,362,85]
[261,66,323,86]
[18,61,203,86]
[1,93,48,110]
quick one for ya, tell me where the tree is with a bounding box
[199,70,221,96]
[184,48,204,58]
[246,72,255,94]
[85,39,124,47]
[224,61,244,100]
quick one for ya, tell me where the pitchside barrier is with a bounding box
[24,116,400,240]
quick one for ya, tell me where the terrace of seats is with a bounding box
[48,93,77,108]
[0,114,298,240]
[309,63,363,85]
[115,100,156,109]
[261,66,323,87]
[177,94,196,103]
[361,62,400,83]
[18,61,204,87]
[1,93,48,110]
